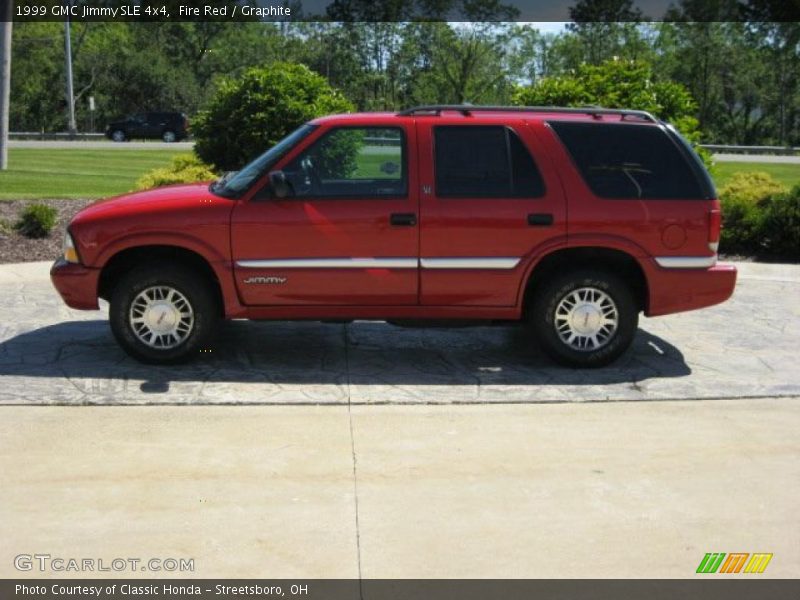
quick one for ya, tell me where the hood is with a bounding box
[74,182,216,222]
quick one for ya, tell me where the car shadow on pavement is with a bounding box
[0,319,690,393]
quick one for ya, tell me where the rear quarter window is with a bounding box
[548,121,708,200]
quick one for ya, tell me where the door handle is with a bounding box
[390,213,417,227]
[528,213,554,226]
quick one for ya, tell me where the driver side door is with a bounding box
[230,123,419,306]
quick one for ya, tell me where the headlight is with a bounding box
[63,230,80,264]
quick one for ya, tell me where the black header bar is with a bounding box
[4,0,800,23]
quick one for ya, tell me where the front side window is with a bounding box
[549,121,707,199]
[434,125,545,198]
[282,127,406,198]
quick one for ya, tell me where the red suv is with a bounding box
[51,105,736,367]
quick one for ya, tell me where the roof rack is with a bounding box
[397,104,657,123]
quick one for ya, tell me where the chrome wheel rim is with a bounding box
[129,286,194,349]
[163,131,176,142]
[554,287,618,352]
[112,131,124,142]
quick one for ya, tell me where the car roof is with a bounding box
[311,105,659,126]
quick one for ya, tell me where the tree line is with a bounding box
[9,0,800,145]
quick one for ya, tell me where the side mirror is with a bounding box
[268,170,291,199]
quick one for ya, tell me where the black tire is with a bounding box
[110,129,126,142]
[529,269,638,368]
[161,130,177,143]
[109,265,220,364]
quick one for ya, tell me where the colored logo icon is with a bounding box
[696,553,773,574]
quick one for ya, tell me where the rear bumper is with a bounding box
[645,261,737,317]
[50,258,101,310]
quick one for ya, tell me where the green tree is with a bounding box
[653,21,727,138]
[192,62,354,171]
[10,22,64,132]
[394,22,516,106]
[567,0,648,65]
[747,21,800,145]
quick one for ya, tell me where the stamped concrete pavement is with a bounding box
[0,261,798,405]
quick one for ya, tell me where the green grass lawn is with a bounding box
[0,148,185,200]
[712,161,800,190]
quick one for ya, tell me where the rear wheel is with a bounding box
[529,270,638,368]
[109,265,219,364]
[162,130,177,143]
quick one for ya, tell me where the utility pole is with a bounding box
[0,0,12,170]
[64,3,76,135]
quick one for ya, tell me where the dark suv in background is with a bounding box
[106,112,189,142]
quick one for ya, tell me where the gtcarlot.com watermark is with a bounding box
[14,554,194,573]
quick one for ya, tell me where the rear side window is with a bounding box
[549,122,706,199]
[434,126,545,198]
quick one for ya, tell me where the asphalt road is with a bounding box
[713,153,800,164]
[0,260,797,577]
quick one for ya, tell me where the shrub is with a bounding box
[14,203,58,239]
[307,128,364,180]
[759,186,800,259]
[719,171,787,203]
[193,62,354,172]
[135,153,217,191]
[719,172,787,254]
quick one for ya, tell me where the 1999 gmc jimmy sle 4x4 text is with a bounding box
[51,105,737,367]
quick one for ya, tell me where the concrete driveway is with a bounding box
[0,260,798,578]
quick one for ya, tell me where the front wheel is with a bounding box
[161,130,177,143]
[529,270,638,368]
[109,266,219,364]
[110,129,126,142]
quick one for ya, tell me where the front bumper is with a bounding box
[50,258,101,310]
[646,262,737,317]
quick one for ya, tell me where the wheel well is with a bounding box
[98,246,224,314]
[523,247,648,313]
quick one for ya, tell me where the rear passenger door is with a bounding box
[417,121,566,306]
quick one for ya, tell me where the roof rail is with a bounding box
[397,104,657,122]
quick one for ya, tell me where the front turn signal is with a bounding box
[63,231,80,264]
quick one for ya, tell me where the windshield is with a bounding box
[210,124,317,198]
